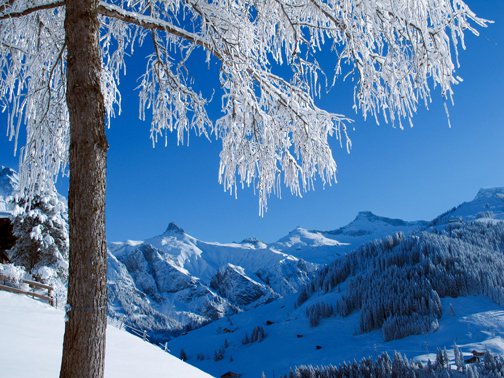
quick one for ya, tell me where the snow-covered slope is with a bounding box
[170,220,504,378]
[171,294,504,378]
[210,263,279,308]
[108,243,238,341]
[432,187,504,225]
[0,291,212,378]
[274,212,427,264]
[0,165,18,215]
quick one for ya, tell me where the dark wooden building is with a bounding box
[465,356,480,364]
[0,217,14,263]
[220,372,241,378]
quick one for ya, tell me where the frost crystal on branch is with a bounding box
[0,2,67,196]
[0,0,489,213]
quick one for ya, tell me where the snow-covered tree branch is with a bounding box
[0,0,489,214]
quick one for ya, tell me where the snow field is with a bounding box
[0,291,212,378]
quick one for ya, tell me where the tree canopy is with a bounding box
[0,0,488,214]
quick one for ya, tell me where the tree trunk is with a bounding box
[60,0,108,377]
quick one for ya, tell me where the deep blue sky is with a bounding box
[1,0,503,243]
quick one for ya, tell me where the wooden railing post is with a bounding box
[0,274,56,307]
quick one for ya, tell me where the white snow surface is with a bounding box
[171,294,504,378]
[0,291,212,378]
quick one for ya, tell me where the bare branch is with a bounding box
[0,1,64,20]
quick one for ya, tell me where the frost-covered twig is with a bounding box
[0,0,490,213]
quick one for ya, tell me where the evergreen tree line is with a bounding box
[306,302,335,327]
[297,222,504,340]
[284,349,504,378]
[242,325,266,344]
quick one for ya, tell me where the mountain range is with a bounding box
[102,184,504,345]
[105,207,436,339]
[107,225,317,341]
[168,191,504,377]
[1,166,504,377]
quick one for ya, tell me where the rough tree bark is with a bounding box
[60,0,108,377]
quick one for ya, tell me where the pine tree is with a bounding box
[454,344,465,372]
[180,349,187,361]
[9,183,69,285]
[466,364,480,378]
[435,348,449,371]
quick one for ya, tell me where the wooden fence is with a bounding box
[0,274,55,306]
[118,321,171,353]
[0,275,172,353]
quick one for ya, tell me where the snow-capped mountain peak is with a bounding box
[240,237,267,249]
[432,187,504,225]
[474,187,504,201]
[0,165,18,191]
[335,211,421,233]
[271,212,427,264]
[276,227,345,249]
[164,222,185,235]
[354,210,379,220]
[107,224,317,340]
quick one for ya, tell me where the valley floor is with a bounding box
[171,294,504,378]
